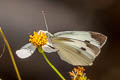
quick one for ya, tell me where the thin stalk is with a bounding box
[0,27,22,80]
[38,47,66,80]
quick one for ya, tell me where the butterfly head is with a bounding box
[38,30,53,38]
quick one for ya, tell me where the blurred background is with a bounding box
[0,0,120,80]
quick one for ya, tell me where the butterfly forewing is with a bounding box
[54,31,107,48]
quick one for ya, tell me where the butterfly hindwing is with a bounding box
[52,37,100,66]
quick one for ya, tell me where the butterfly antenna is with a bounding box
[0,43,6,58]
[42,11,48,31]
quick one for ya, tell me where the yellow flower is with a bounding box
[16,30,57,59]
[69,66,89,80]
[79,76,87,80]
[29,31,48,47]
[78,66,85,73]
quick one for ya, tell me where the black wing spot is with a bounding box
[48,45,56,49]
[85,40,90,43]
[81,47,86,51]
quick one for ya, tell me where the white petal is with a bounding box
[42,45,57,53]
[42,41,58,53]
[16,43,36,59]
[16,49,32,59]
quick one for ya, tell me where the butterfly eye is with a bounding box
[46,32,53,38]
[46,33,49,37]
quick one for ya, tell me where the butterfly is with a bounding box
[16,11,107,66]
[16,30,107,66]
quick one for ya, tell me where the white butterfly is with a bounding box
[16,30,107,66]
[16,11,107,66]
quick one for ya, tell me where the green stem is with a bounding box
[38,47,66,80]
[0,27,22,80]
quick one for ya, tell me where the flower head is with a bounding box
[29,31,48,47]
[69,66,89,80]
